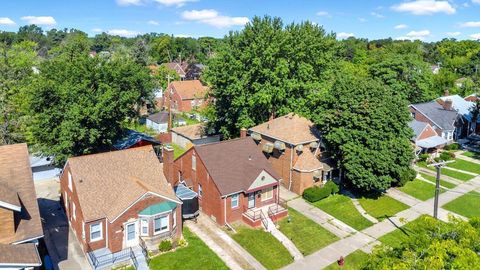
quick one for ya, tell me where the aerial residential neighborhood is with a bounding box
[1,1,480,270]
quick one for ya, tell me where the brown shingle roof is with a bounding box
[249,113,320,145]
[0,243,41,266]
[67,146,180,222]
[169,80,208,100]
[0,183,20,210]
[194,137,280,196]
[163,62,187,77]
[0,144,43,244]
[171,123,206,140]
[293,150,323,172]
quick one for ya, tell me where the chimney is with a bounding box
[444,89,449,97]
[162,146,174,185]
[443,98,453,111]
[240,128,247,138]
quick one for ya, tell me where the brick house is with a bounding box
[162,62,188,80]
[163,80,209,112]
[409,120,447,156]
[60,146,182,268]
[171,123,220,149]
[0,144,43,269]
[166,137,287,228]
[248,113,336,195]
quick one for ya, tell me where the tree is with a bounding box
[364,216,480,269]
[153,64,180,90]
[204,16,338,138]
[24,36,153,164]
[92,32,112,52]
[313,66,414,191]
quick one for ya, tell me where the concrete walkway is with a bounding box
[263,215,303,260]
[385,188,422,207]
[280,186,300,201]
[455,152,480,164]
[351,199,378,223]
[416,167,463,186]
[444,166,478,176]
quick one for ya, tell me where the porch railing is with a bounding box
[88,247,135,269]
[139,236,150,265]
[259,211,268,231]
[130,248,138,269]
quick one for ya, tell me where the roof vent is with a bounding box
[248,155,252,161]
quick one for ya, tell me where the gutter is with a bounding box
[223,197,236,233]
[288,144,294,191]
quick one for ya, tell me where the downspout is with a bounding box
[288,144,294,191]
[223,197,236,233]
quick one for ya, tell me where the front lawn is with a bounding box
[149,228,228,270]
[232,227,293,270]
[447,159,480,174]
[278,208,339,255]
[462,151,480,160]
[398,179,443,201]
[323,250,369,270]
[417,162,475,181]
[314,194,373,231]
[419,172,457,189]
[443,191,480,218]
[358,196,409,221]
[377,217,426,248]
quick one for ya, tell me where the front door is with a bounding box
[125,221,138,247]
[248,192,256,209]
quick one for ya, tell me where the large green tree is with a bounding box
[204,16,338,138]
[24,36,153,164]
[313,66,415,191]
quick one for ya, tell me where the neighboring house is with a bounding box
[438,94,480,135]
[29,155,61,181]
[465,93,478,103]
[163,80,209,112]
[171,123,220,149]
[60,146,182,269]
[248,113,336,195]
[409,100,461,142]
[0,144,43,269]
[409,120,447,155]
[162,62,187,80]
[185,63,205,80]
[168,137,287,227]
[146,112,186,134]
[113,129,160,150]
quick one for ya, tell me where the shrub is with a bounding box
[302,181,339,202]
[158,240,172,252]
[178,238,188,248]
[444,143,459,151]
[418,153,429,162]
[324,180,339,194]
[397,167,416,187]
[440,151,455,161]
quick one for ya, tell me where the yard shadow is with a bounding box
[385,216,413,237]
[38,198,70,263]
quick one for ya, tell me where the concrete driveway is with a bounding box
[35,179,91,270]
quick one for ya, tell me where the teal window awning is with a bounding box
[139,201,177,216]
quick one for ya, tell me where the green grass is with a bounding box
[313,194,373,231]
[232,227,293,270]
[323,250,369,270]
[278,208,339,255]
[179,112,201,126]
[170,143,187,159]
[447,159,480,174]
[123,120,158,136]
[398,179,443,201]
[419,172,457,189]
[462,151,480,160]
[149,227,228,270]
[358,196,409,221]
[443,191,480,218]
[378,217,425,248]
[417,161,475,181]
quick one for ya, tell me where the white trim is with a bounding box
[140,218,149,236]
[172,210,177,228]
[0,201,21,212]
[248,129,319,146]
[11,234,44,245]
[90,221,103,242]
[231,193,239,209]
[109,191,181,223]
[68,172,73,191]
[124,220,138,247]
[0,262,42,267]
[153,214,170,235]
[72,202,76,220]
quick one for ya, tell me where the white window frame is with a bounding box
[231,194,239,209]
[154,215,169,235]
[261,187,274,201]
[82,221,85,239]
[90,222,103,242]
[192,155,196,171]
[172,210,177,228]
[64,191,68,208]
[140,219,149,236]
[68,172,72,191]
[72,202,76,220]
[198,184,203,197]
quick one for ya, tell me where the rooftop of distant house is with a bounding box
[169,80,208,100]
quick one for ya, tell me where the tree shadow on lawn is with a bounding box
[385,216,413,237]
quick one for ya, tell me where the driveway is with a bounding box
[35,179,91,270]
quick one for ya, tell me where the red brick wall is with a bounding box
[418,125,438,140]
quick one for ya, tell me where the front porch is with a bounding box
[87,246,148,270]
[242,199,288,229]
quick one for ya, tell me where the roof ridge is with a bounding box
[68,145,153,160]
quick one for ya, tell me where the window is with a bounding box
[90,222,102,242]
[231,194,239,208]
[192,155,196,171]
[172,210,177,228]
[154,215,169,234]
[140,219,149,236]
[198,184,203,197]
[72,202,76,220]
[448,131,453,141]
[68,172,72,191]
[261,187,273,201]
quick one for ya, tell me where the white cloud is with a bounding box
[21,16,56,25]
[116,0,144,6]
[470,33,480,39]
[107,29,140,37]
[394,24,408,29]
[148,20,160,25]
[371,11,385,18]
[460,21,480,27]
[0,17,15,25]
[446,31,461,37]
[92,28,103,33]
[154,0,196,7]
[337,32,355,39]
[473,0,480,4]
[181,9,249,28]
[358,18,367,22]
[396,29,431,40]
[316,11,331,17]
[392,0,455,15]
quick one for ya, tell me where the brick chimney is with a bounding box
[240,128,247,138]
[162,146,174,185]
[443,98,453,111]
[444,89,450,97]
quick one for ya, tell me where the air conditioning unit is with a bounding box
[309,141,319,149]
[274,141,286,151]
[263,143,274,153]
[251,132,262,141]
[295,144,303,152]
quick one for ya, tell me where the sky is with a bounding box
[1,0,480,41]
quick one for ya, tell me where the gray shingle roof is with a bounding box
[410,101,458,131]
[408,120,428,139]
[147,111,169,124]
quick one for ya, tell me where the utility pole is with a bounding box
[428,160,454,219]
[166,74,174,131]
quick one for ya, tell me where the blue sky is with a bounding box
[1,0,480,40]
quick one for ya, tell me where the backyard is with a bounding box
[398,178,443,201]
[314,194,373,230]
[278,208,339,255]
[231,227,293,270]
[443,191,480,218]
[148,228,228,270]
[358,195,409,221]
